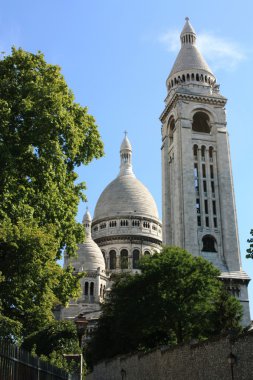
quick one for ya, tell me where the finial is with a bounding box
[124,130,127,137]
[185,17,189,21]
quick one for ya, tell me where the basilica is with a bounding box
[60,18,251,327]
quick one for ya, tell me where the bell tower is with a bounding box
[161,18,250,324]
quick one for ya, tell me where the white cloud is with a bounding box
[159,30,246,71]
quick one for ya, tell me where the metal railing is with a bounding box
[0,340,69,380]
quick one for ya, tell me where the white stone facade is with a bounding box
[60,137,162,325]
[91,135,162,273]
[161,18,250,325]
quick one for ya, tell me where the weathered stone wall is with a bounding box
[86,331,253,380]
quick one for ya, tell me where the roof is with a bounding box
[168,18,214,78]
[72,238,105,272]
[219,271,250,281]
[93,174,159,221]
[93,135,160,222]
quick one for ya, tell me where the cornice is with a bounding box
[94,234,162,247]
[160,92,227,123]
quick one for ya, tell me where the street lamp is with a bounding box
[120,368,126,380]
[71,314,88,380]
[227,352,236,380]
[74,314,88,348]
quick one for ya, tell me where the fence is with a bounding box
[0,340,69,380]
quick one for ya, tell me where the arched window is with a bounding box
[209,146,214,161]
[202,235,217,252]
[90,282,94,296]
[168,117,175,145]
[132,249,140,269]
[84,282,89,296]
[120,249,128,269]
[192,112,211,133]
[109,250,116,269]
[201,145,206,161]
[144,251,150,256]
[193,144,198,159]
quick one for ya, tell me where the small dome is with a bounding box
[180,17,196,38]
[77,238,105,271]
[120,135,132,151]
[83,208,92,223]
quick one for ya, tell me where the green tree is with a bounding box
[246,229,253,259]
[0,48,104,338]
[22,320,81,373]
[87,247,242,365]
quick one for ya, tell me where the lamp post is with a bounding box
[74,314,88,379]
[227,352,236,380]
[120,368,126,380]
[74,314,88,348]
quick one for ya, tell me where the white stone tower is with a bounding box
[160,18,250,324]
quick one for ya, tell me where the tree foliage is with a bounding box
[23,321,81,373]
[246,229,253,259]
[87,247,242,365]
[0,48,104,338]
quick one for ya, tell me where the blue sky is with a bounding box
[1,1,253,315]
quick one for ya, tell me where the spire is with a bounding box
[166,18,215,89]
[119,133,135,177]
[82,206,92,238]
[180,17,196,45]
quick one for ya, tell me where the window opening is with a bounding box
[90,282,94,296]
[196,199,200,214]
[133,249,140,269]
[192,112,210,133]
[205,200,208,214]
[109,250,116,270]
[203,180,207,193]
[202,164,206,178]
[212,201,216,215]
[120,249,128,269]
[84,282,89,296]
[202,235,217,252]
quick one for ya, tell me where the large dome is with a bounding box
[93,135,160,222]
[93,174,159,221]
